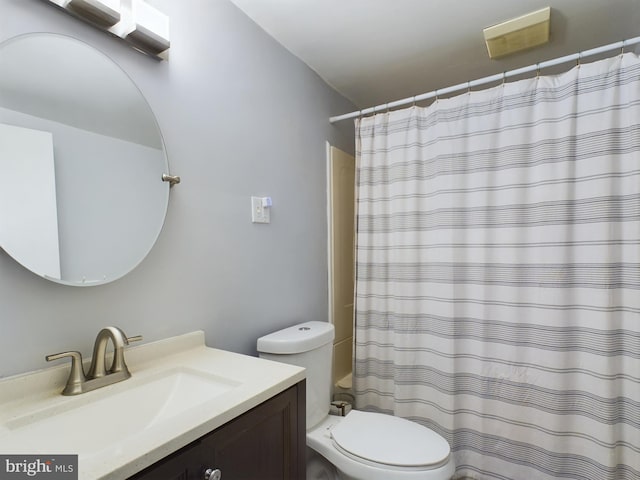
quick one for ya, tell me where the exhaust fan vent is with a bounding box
[483,6,550,59]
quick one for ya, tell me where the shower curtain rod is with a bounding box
[329,35,640,124]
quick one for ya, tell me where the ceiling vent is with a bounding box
[483,6,551,59]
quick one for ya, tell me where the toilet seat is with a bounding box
[329,411,450,469]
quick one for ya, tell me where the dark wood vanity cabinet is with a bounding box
[129,381,306,480]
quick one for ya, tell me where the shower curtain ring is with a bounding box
[577,52,581,67]
[467,81,471,95]
[621,43,625,57]
[502,72,506,86]
[536,63,541,79]
[435,89,439,102]
[412,96,417,107]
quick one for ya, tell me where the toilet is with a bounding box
[257,321,455,480]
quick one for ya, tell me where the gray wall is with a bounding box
[0,0,355,378]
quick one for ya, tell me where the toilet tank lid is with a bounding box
[257,321,335,354]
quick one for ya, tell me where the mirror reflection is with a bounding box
[0,34,169,286]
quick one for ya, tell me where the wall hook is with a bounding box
[162,173,181,187]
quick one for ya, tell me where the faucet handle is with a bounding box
[126,335,143,344]
[45,351,87,395]
[46,351,81,363]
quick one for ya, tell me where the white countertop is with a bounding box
[0,331,306,479]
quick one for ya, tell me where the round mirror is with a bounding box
[0,33,169,286]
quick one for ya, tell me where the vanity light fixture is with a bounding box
[123,0,170,56]
[43,0,170,59]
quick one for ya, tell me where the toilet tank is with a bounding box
[257,321,335,430]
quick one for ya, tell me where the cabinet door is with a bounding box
[129,443,201,480]
[198,383,305,480]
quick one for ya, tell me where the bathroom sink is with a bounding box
[3,367,240,455]
[0,332,306,479]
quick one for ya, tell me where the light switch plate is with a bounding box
[251,196,270,224]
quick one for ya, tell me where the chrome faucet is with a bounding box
[46,327,142,396]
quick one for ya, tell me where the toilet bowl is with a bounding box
[257,321,454,480]
[308,411,454,480]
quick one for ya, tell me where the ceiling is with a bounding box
[228,0,640,110]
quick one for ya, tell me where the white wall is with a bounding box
[0,0,355,378]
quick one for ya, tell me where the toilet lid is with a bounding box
[330,410,450,468]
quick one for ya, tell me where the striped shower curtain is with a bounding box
[353,53,640,480]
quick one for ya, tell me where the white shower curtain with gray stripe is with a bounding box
[353,52,640,480]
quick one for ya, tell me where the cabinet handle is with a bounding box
[203,468,221,480]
